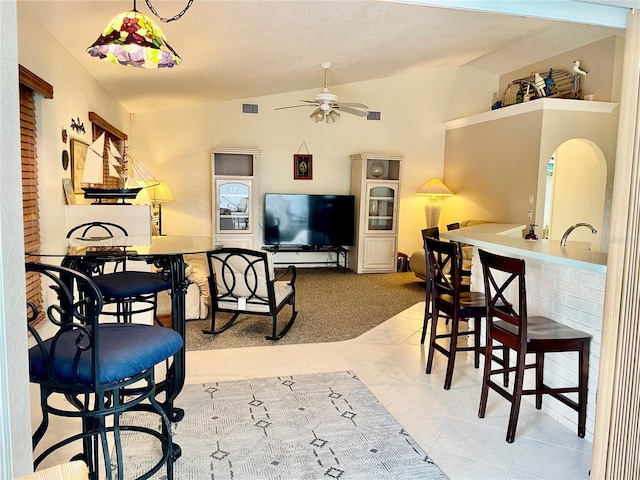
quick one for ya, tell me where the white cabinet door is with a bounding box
[215,179,252,234]
[362,236,397,272]
[215,236,254,249]
[365,182,398,234]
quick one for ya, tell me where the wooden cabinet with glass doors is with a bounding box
[349,154,402,273]
[212,148,260,249]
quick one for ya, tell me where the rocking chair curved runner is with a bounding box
[26,262,183,479]
[203,248,298,340]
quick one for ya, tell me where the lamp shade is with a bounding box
[417,178,453,197]
[87,10,181,68]
[310,108,324,123]
[150,181,174,203]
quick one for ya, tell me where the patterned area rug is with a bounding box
[121,371,447,479]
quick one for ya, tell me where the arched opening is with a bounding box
[543,138,607,251]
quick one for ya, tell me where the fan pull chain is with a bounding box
[144,0,194,22]
[297,141,310,155]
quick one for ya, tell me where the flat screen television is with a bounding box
[264,194,356,247]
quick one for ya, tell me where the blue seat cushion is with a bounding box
[92,271,171,297]
[29,323,183,385]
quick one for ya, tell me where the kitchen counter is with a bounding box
[441,223,607,273]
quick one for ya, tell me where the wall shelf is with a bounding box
[444,98,619,131]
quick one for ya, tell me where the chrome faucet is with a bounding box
[560,223,597,247]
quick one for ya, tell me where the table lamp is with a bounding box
[417,178,453,228]
[150,181,174,235]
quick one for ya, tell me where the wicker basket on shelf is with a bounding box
[501,69,577,106]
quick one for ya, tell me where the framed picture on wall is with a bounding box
[294,154,312,180]
[62,178,76,205]
[71,139,89,194]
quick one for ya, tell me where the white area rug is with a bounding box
[121,371,447,479]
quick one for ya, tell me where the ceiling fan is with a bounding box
[275,62,369,124]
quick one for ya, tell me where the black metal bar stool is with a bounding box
[66,221,171,324]
[27,261,183,479]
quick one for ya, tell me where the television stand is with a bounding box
[262,245,348,271]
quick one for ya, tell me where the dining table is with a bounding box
[25,234,217,455]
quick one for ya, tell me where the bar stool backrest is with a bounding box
[479,250,528,359]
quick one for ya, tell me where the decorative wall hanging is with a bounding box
[70,117,85,134]
[294,141,312,180]
[294,155,312,180]
[62,150,69,170]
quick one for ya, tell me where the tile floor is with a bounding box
[30,302,593,479]
[186,302,593,480]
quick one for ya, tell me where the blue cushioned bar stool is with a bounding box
[27,262,183,479]
[66,222,171,324]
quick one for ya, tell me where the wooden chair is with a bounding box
[66,221,171,323]
[203,248,298,340]
[26,262,182,479]
[421,227,473,343]
[446,221,472,279]
[424,237,487,389]
[478,249,592,443]
[420,227,439,344]
[446,222,461,231]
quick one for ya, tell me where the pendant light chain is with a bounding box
[144,0,194,23]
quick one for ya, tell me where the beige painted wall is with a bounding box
[538,111,618,251]
[128,65,497,257]
[500,35,625,102]
[443,111,542,228]
[548,139,606,248]
[442,38,622,247]
[442,107,619,244]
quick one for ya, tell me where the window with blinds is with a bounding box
[20,85,43,320]
[19,65,53,326]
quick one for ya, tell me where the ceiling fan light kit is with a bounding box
[277,62,369,124]
[87,0,191,68]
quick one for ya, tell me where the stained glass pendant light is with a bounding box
[87,0,187,68]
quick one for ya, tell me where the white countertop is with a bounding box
[441,223,607,273]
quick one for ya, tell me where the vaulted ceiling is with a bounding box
[17,0,630,113]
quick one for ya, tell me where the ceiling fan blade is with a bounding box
[337,105,369,117]
[275,104,317,110]
[337,102,369,109]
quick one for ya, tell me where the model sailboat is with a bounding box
[81,132,143,203]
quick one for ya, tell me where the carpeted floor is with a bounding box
[120,371,447,479]
[185,269,425,351]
